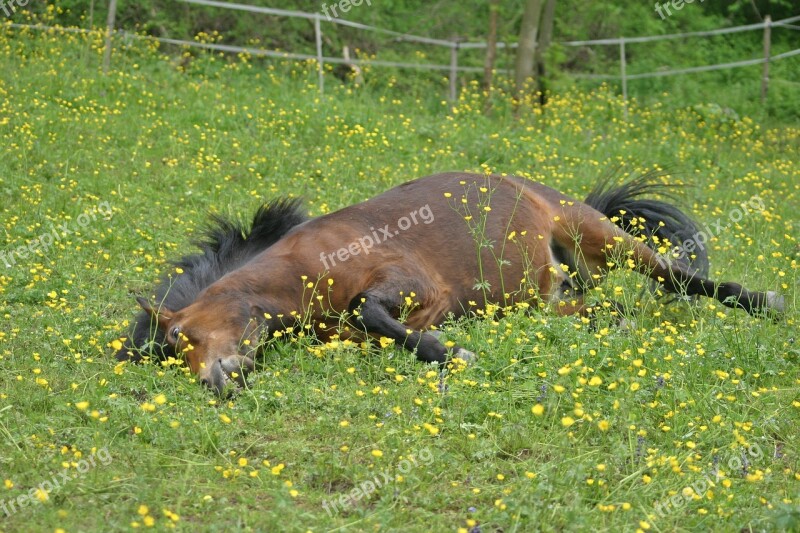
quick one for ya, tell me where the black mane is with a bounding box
[116,198,307,361]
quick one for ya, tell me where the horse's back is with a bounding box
[266,173,568,316]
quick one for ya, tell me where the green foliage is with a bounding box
[10,1,800,120]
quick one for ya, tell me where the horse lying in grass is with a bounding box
[116,172,784,394]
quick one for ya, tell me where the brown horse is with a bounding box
[121,172,784,394]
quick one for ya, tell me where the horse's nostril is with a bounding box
[200,378,211,388]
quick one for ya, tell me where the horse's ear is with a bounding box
[136,296,174,331]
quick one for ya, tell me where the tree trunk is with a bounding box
[514,0,544,99]
[482,0,500,93]
[535,0,556,106]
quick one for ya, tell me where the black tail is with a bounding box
[584,171,709,277]
[115,199,307,361]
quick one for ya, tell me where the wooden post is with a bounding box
[761,15,771,104]
[87,0,95,66]
[449,40,459,101]
[102,0,117,74]
[482,0,499,94]
[314,15,324,95]
[619,38,628,121]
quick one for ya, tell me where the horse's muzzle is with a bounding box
[200,355,255,395]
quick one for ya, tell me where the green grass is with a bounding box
[0,23,799,533]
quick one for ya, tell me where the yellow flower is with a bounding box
[371,449,383,458]
[531,404,544,416]
[219,414,231,424]
[561,416,575,427]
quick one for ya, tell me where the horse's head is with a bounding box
[136,294,264,395]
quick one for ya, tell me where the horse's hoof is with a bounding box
[765,291,785,314]
[452,347,477,364]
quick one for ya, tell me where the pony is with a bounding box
[116,172,784,394]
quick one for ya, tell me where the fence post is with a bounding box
[761,15,771,104]
[619,37,628,121]
[102,0,117,74]
[449,40,459,101]
[314,14,324,95]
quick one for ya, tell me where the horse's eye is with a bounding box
[170,326,181,342]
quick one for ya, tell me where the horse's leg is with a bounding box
[583,224,786,316]
[349,290,476,364]
[525,245,625,324]
[551,215,784,318]
[639,246,785,315]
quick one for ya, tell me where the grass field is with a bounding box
[1,23,799,533]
